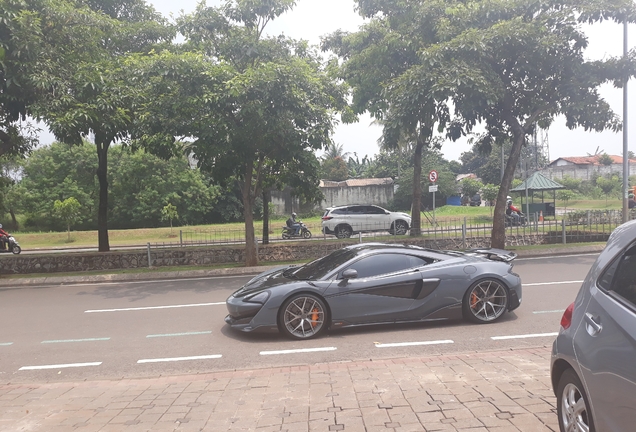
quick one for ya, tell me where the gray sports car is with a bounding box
[225,243,522,339]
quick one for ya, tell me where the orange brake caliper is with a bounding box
[311,308,320,327]
[471,292,478,308]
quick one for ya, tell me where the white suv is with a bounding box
[321,205,411,238]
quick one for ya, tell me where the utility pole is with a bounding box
[623,20,630,223]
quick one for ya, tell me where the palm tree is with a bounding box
[322,142,350,161]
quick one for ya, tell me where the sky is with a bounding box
[40,0,635,164]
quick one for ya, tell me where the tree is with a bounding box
[53,197,82,241]
[557,190,574,213]
[355,0,636,248]
[30,0,173,252]
[161,203,178,234]
[461,178,483,201]
[134,0,348,266]
[596,175,621,204]
[597,153,614,166]
[481,184,499,215]
[321,157,349,181]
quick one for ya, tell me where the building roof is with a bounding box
[320,178,394,188]
[510,171,565,192]
[549,155,636,166]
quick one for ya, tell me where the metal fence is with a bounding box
[146,209,636,251]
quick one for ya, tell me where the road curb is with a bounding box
[0,244,604,287]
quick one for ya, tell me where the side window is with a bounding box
[331,208,347,215]
[367,206,387,215]
[598,245,636,307]
[342,254,430,279]
[348,206,365,214]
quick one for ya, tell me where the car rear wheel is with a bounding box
[463,279,508,323]
[279,294,327,340]
[335,225,352,239]
[557,369,595,432]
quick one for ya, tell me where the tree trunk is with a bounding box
[492,128,526,249]
[242,159,258,266]
[95,137,110,252]
[67,224,71,242]
[262,189,270,245]
[9,208,18,231]
[410,138,425,236]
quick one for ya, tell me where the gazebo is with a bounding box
[510,171,565,217]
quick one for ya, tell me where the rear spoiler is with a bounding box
[463,248,517,263]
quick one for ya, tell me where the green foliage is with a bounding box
[460,178,483,199]
[557,190,574,209]
[559,176,582,193]
[53,197,82,241]
[321,157,349,181]
[481,184,499,203]
[161,203,178,233]
[597,153,614,166]
[595,175,622,203]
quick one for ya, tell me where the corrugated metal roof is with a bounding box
[320,178,394,188]
[550,155,636,166]
[510,172,565,192]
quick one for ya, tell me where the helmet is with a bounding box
[0,224,3,229]
[506,199,512,205]
[292,212,297,217]
[506,196,512,200]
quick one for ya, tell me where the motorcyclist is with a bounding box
[505,197,521,225]
[0,224,8,250]
[286,212,301,236]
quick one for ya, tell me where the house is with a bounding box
[542,155,636,181]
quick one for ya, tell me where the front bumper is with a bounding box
[225,295,278,333]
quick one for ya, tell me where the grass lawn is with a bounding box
[7,199,624,250]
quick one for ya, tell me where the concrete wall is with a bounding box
[0,231,608,275]
[270,182,395,215]
[542,164,636,181]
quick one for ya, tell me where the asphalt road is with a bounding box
[0,253,598,384]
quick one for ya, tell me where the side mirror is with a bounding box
[385,211,390,215]
[342,269,358,280]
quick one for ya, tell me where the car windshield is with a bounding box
[285,248,358,280]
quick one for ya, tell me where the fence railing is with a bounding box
[146,208,636,252]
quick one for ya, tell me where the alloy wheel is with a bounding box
[335,225,352,239]
[561,382,591,432]
[466,279,508,323]
[394,220,408,235]
[281,295,326,339]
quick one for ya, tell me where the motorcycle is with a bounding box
[282,222,312,239]
[0,234,22,254]
[505,212,527,227]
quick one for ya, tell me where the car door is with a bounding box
[323,253,429,325]
[346,205,367,232]
[573,242,636,431]
[367,205,391,231]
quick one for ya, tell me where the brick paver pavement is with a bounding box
[0,346,558,432]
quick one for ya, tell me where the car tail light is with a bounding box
[321,216,333,221]
[560,303,575,330]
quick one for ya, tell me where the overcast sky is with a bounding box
[41,0,635,164]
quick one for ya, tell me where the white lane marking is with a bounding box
[41,338,110,344]
[492,332,559,340]
[19,362,102,371]
[137,355,222,364]
[146,331,212,338]
[85,302,225,313]
[375,340,454,348]
[524,280,583,287]
[533,310,565,314]
[516,253,600,261]
[0,342,13,346]
[260,347,337,356]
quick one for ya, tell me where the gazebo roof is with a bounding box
[510,171,565,192]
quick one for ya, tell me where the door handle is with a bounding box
[584,313,602,336]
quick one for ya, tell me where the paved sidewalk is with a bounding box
[0,347,558,432]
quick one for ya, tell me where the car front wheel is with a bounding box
[557,368,595,432]
[463,279,509,323]
[279,294,328,340]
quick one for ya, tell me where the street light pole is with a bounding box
[623,20,630,223]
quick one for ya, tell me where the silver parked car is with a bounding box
[551,219,636,432]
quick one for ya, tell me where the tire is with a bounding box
[463,278,509,324]
[302,229,312,239]
[12,246,21,255]
[393,220,409,235]
[335,225,352,239]
[278,294,328,340]
[557,368,595,432]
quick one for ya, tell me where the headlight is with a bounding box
[244,291,270,304]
